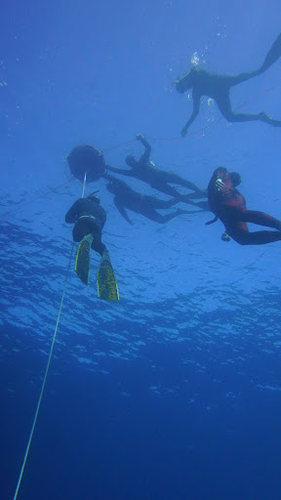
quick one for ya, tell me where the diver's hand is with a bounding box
[215,178,225,191]
[221,232,231,242]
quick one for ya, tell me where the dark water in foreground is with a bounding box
[1,217,281,499]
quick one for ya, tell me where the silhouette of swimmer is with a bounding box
[105,174,197,224]
[207,167,281,245]
[174,32,281,136]
[106,134,206,201]
[65,193,107,255]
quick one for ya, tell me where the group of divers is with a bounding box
[65,31,281,301]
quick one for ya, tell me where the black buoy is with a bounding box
[67,145,106,183]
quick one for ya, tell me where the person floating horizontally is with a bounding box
[65,192,119,301]
[174,31,281,136]
[105,174,202,224]
[106,134,206,202]
[206,166,281,245]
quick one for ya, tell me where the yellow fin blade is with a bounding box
[74,234,94,285]
[97,251,119,301]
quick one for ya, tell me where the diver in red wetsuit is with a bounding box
[207,167,281,245]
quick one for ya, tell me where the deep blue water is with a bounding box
[1,1,281,499]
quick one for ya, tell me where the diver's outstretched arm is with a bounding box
[136,134,152,162]
[114,197,133,224]
[105,165,132,176]
[181,92,201,137]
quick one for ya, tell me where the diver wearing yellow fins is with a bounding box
[65,193,119,301]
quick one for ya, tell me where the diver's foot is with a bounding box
[259,112,281,127]
[271,119,281,127]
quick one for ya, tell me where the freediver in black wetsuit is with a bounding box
[65,192,119,300]
[65,193,107,256]
[174,32,281,136]
[207,167,281,246]
[106,134,206,201]
[105,174,201,224]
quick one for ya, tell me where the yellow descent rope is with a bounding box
[13,243,74,500]
[81,172,87,198]
[12,223,79,500]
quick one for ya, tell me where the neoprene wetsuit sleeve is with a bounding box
[137,136,152,162]
[65,199,82,223]
[105,165,132,175]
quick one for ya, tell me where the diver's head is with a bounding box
[215,166,228,177]
[106,180,116,194]
[229,171,241,187]
[126,155,137,167]
[173,68,195,94]
[87,191,100,204]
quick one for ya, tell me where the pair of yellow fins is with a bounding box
[74,234,119,301]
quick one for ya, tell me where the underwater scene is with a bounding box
[1,1,281,499]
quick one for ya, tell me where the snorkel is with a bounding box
[173,68,195,93]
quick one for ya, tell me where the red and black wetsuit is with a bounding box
[208,167,281,245]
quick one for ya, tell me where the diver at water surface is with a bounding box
[174,31,281,136]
